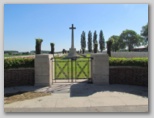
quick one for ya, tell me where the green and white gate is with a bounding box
[51,57,93,83]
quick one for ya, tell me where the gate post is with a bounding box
[35,54,53,86]
[91,54,109,85]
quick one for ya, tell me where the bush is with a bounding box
[109,57,148,67]
[4,57,148,69]
[4,57,34,69]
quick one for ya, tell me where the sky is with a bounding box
[4,4,148,52]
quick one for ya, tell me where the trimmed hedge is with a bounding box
[4,57,148,69]
[109,57,148,67]
[4,58,34,69]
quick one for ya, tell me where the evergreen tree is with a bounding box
[94,43,98,53]
[93,30,97,53]
[50,43,55,55]
[106,40,112,57]
[35,38,43,54]
[99,30,105,52]
[141,23,148,44]
[80,31,86,54]
[87,31,92,52]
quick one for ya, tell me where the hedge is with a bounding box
[4,57,148,69]
[109,57,148,67]
[4,57,34,69]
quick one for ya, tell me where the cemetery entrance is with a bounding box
[51,57,93,83]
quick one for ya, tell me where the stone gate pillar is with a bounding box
[35,54,53,86]
[91,54,109,85]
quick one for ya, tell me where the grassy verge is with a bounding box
[4,92,51,104]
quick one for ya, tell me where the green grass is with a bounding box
[85,53,91,57]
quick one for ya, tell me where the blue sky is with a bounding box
[4,4,148,52]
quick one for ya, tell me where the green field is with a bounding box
[4,54,33,57]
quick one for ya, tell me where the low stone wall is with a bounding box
[4,67,148,87]
[111,52,148,58]
[4,68,34,87]
[109,66,148,86]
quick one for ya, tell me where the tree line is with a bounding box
[81,23,148,53]
[107,23,148,52]
[80,30,105,54]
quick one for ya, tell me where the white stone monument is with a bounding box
[66,24,79,58]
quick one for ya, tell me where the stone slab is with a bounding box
[35,54,53,86]
[92,54,109,85]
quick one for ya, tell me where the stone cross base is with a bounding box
[66,48,79,58]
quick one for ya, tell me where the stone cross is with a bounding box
[66,24,79,58]
[69,24,76,48]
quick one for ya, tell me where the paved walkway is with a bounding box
[4,82,148,112]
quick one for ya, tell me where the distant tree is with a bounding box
[35,38,43,54]
[63,49,66,54]
[119,29,143,52]
[93,30,98,53]
[50,43,55,55]
[106,40,112,57]
[81,31,86,54]
[141,23,148,42]
[62,49,67,54]
[8,52,12,55]
[99,30,105,52]
[62,49,65,54]
[87,31,92,52]
[108,35,121,52]
[80,49,82,53]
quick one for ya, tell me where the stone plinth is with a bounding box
[66,48,79,58]
[35,54,53,86]
[91,53,109,85]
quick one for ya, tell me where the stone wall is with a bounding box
[109,66,148,86]
[4,67,148,87]
[4,68,34,87]
[111,52,148,58]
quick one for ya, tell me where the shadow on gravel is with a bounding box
[4,81,148,98]
[70,81,148,98]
